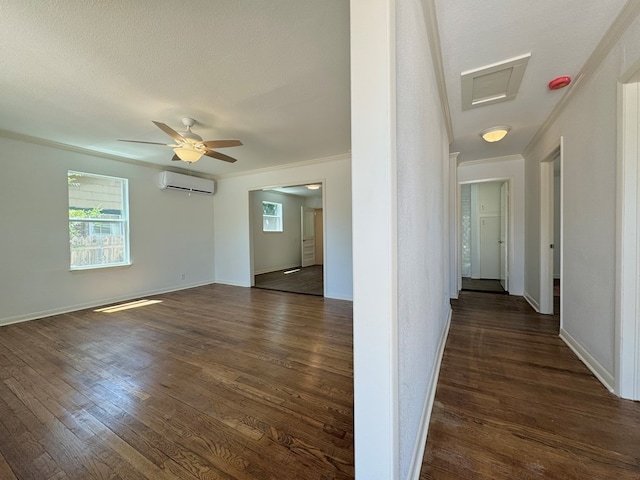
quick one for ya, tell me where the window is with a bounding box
[68,171,130,269]
[262,201,283,232]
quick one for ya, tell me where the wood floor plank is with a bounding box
[0,449,18,480]
[0,284,354,480]
[420,291,640,480]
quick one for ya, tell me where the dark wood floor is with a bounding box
[0,284,353,479]
[3,286,639,480]
[254,265,323,296]
[461,277,506,294]
[420,291,640,479]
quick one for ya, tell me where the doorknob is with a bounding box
[498,240,504,244]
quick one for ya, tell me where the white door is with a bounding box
[480,216,500,279]
[499,181,509,291]
[301,207,315,267]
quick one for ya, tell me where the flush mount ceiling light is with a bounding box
[306,184,321,190]
[480,126,511,143]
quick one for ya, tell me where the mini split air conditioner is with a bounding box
[158,171,216,195]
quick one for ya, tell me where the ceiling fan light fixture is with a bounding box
[480,126,511,143]
[173,147,203,163]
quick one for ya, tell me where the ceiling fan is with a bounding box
[119,117,242,163]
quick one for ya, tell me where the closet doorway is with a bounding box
[460,180,509,294]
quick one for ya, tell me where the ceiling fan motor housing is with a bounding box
[180,117,203,142]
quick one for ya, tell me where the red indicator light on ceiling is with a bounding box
[548,76,571,90]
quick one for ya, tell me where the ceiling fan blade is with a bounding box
[118,139,168,145]
[204,150,238,163]
[152,121,185,143]
[202,140,243,149]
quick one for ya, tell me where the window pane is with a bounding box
[68,171,130,269]
[262,201,283,232]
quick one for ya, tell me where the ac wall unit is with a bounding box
[158,171,216,195]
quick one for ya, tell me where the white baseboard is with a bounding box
[407,305,452,480]
[559,327,615,393]
[215,279,252,288]
[0,281,215,327]
[523,291,540,312]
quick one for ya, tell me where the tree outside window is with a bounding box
[68,171,130,269]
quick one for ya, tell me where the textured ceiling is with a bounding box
[0,0,350,175]
[0,1,631,172]
[435,0,628,162]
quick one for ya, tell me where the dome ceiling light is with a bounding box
[480,126,511,143]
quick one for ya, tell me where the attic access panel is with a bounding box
[461,53,531,110]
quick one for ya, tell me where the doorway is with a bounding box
[250,183,324,296]
[540,141,562,315]
[460,180,509,294]
[616,75,640,400]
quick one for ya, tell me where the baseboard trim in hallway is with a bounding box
[419,291,640,479]
[408,306,452,480]
[560,327,615,393]
[523,290,540,312]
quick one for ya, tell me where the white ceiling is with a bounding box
[271,185,322,198]
[0,1,630,172]
[436,0,628,162]
[0,0,350,176]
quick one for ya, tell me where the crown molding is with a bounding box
[458,153,523,167]
[423,0,454,144]
[0,129,351,181]
[0,128,214,178]
[523,0,640,158]
[216,152,351,179]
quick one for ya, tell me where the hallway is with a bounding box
[420,292,640,479]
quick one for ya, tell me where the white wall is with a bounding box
[396,0,451,476]
[524,14,640,383]
[250,190,305,274]
[213,156,352,300]
[458,156,525,295]
[0,136,216,325]
[351,0,451,478]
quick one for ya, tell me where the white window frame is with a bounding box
[68,171,130,270]
[262,201,283,232]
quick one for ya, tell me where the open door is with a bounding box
[540,143,561,315]
[499,181,509,292]
[301,206,316,267]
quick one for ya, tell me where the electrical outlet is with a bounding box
[180,273,186,280]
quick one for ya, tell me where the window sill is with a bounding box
[70,262,132,272]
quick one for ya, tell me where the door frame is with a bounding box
[457,177,514,294]
[248,180,327,297]
[499,181,509,292]
[616,68,640,400]
[539,138,562,316]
